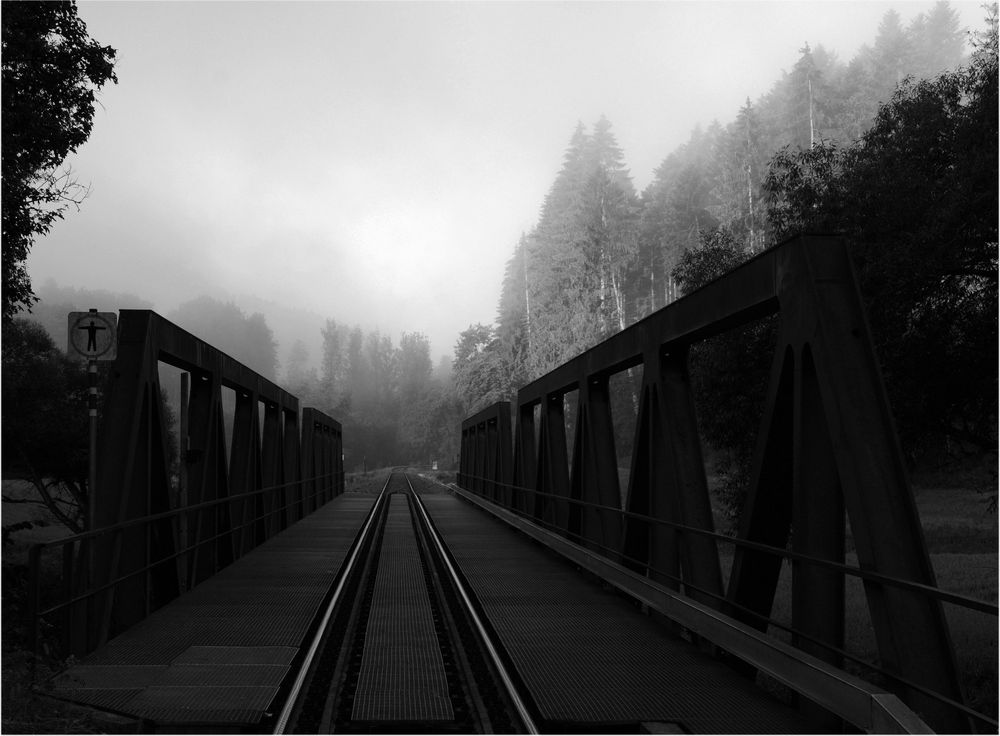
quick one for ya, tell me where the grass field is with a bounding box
[706,464,998,726]
[905,477,997,722]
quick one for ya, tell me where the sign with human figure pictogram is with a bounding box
[68,311,118,360]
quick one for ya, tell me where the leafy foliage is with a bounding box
[1,319,91,532]
[674,230,777,525]
[764,29,998,455]
[454,2,994,482]
[1,2,116,320]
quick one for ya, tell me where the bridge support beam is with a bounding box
[574,376,622,558]
[84,310,341,655]
[725,240,966,733]
[459,235,968,732]
[459,403,512,509]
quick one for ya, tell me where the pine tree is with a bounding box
[579,116,639,333]
[495,235,531,389]
[320,319,350,412]
[638,125,721,314]
[523,122,603,377]
[712,99,766,253]
[873,9,911,96]
[923,1,967,75]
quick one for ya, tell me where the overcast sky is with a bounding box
[27,0,984,363]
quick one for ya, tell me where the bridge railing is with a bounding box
[27,471,338,663]
[454,472,998,733]
[458,234,992,733]
[27,310,344,660]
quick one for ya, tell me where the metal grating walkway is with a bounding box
[351,494,453,721]
[419,490,813,733]
[47,494,376,726]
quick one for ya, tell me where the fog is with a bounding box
[26,0,983,367]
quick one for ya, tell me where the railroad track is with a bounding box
[273,472,537,734]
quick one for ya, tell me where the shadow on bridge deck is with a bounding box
[420,489,810,734]
[45,494,376,729]
[45,487,810,733]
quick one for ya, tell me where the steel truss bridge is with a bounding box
[27,235,996,733]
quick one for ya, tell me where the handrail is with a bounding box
[29,471,339,552]
[27,471,340,662]
[454,473,998,731]
[32,477,333,617]
[457,471,999,617]
[451,482,936,734]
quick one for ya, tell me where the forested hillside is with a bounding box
[13,3,994,479]
[452,2,997,474]
[284,320,465,472]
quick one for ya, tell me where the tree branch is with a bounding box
[15,445,84,534]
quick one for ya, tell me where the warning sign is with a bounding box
[68,311,118,361]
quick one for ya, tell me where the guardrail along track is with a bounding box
[276,472,535,734]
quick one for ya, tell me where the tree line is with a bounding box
[282,321,464,471]
[3,2,995,536]
[453,1,997,497]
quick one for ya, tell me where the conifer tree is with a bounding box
[873,9,911,95]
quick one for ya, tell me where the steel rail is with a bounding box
[407,475,539,735]
[272,477,391,735]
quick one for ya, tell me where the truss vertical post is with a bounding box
[576,375,622,558]
[458,235,967,731]
[94,313,178,647]
[186,365,231,587]
[791,239,967,732]
[658,347,724,608]
[261,400,282,535]
[537,392,571,534]
[230,389,261,557]
[458,403,512,506]
[791,345,845,730]
[513,403,537,515]
[283,408,301,522]
[623,378,674,584]
[726,346,796,629]
[82,310,334,659]
[301,409,316,514]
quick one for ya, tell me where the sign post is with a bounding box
[68,310,118,532]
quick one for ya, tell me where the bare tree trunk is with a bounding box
[522,243,531,350]
[649,269,656,315]
[808,76,815,147]
[612,269,626,332]
[17,446,84,534]
[747,162,756,252]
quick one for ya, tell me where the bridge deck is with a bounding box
[48,487,812,732]
[420,488,811,733]
[47,493,377,727]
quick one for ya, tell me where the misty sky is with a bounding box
[27,0,984,362]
